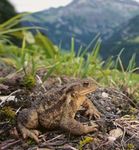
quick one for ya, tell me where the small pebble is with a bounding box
[106,107,111,111]
[102,92,109,98]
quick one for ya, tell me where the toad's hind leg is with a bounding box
[61,118,98,135]
[17,108,39,143]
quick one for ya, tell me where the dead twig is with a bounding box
[0,89,22,106]
[36,75,47,92]
[0,139,21,150]
[45,134,64,143]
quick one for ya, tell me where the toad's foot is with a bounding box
[61,118,98,135]
[83,99,101,120]
[17,108,39,143]
[85,108,101,120]
[18,123,40,143]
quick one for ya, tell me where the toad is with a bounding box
[17,81,100,143]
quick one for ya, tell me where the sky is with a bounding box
[9,0,73,12]
[9,0,139,13]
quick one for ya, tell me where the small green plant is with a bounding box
[27,139,36,146]
[22,74,36,89]
[0,106,16,125]
[79,136,94,150]
[127,143,135,150]
[0,106,16,119]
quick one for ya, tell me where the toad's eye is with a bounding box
[83,82,89,87]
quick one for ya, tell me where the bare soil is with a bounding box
[0,68,139,150]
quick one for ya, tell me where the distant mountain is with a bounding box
[101,15,139,67]
[23,0,139,50]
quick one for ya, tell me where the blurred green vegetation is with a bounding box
[0,14,139,100]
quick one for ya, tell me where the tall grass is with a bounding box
[0,15,139,99]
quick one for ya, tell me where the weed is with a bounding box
[22,74,36,89]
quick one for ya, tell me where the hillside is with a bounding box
[101,15,139,67]
[23,0,139,49]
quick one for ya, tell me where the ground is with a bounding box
[0,67,139,150]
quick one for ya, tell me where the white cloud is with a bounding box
[8,0,139,13]
[9,0,73,12]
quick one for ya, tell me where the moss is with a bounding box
[22,74,36,89]
[0,106,16,120]
[79,136,94,150]
[127,143,135,150]
[0,77,6,83]
[27,139,36,146]
[129,107,138,115]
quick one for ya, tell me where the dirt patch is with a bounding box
[0,68,139,150]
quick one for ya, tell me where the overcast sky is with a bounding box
[9,0,139,13]
[9,0,73,12]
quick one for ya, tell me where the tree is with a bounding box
[0,0,17,24]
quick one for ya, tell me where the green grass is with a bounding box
[0,15,139,100]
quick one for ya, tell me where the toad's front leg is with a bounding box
[83,98,101,119]
[17,108,40,143]
[60,93,98,135]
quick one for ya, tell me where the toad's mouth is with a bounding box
[78,86,97,96]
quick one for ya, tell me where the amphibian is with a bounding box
[17,81,100,143]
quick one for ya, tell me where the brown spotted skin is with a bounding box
[17,81,100,143]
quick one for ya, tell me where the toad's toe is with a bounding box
[85,109,101,120]
[18,123,40,143]
[22,129,40,143]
